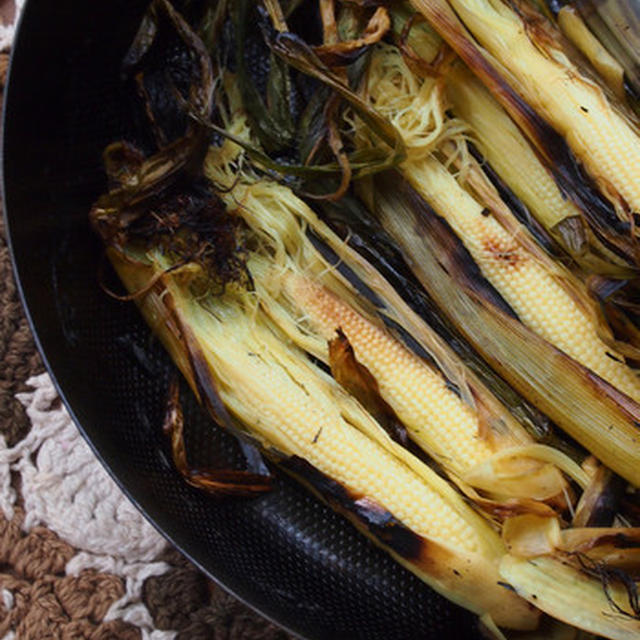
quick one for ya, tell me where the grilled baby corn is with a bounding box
[430,0,640,224]
[391,6,636,274]
[90,4,640,634]
[103,241,539,631]
[204,122,575,505]
[360,44,640,404]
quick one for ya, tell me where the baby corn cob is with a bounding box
[361,45,640,404]
[286,274,495,475]
[279,272,570,501]
[404,155,640,403]
[105,243,539,631]
[370,171,640,489]
[205,131,574,504]
[444,62,632,271]
[436,0,640,221]
[446,62,578,233]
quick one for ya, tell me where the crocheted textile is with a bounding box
[0,2,291,637]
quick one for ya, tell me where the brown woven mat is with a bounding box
[0,39,291,640]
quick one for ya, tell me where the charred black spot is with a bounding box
[453,569,461,576]
[444,378,462,398]
[353,498,425,560]
[127,179,250,293]
[583,472,626,528]
[480,207,491,217]
[306,352,332,376]
[551,141,634,259]
[606,533,640,550]
[383,318,440,372]
[605,351,624,363]
[624,73,640,106]
[282,456,353,505]
[518,94,629,242]
[282,456,425,560]
[482,239,520,267]
[545,0,563,16]
[307,231,385,309]
[497,581,517,593]
[580,106,589,113]
[181,322,238,437]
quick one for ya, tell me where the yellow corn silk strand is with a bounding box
[441,0,640,222]
[361,45,640,404]
[117,247,538,631]
[202,125,577,506]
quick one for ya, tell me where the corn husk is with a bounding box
[367,172,640,488]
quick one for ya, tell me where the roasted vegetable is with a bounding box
[357,44,640,403]
[418,0,640,225]
[95,177,541,632]
[545,0,640,105]
[390,4,639,277]
[407,0,640,268]
[363,170,640,490]
[204,104,590,503]
[88,1,640,637]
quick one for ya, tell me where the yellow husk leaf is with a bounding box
[501,555,640,639]
[106,242,540,630]
[502,514,562,558]
[557,5,626,100]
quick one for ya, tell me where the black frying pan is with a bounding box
[2,2,483,638]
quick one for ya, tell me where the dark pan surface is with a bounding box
[2,2,483,638]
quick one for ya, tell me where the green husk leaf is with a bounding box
[228,0,296,152]
[262,21,407,176]
[191,16,406,187]
[198,115,393,179]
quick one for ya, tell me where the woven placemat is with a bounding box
[0,4,293,638]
